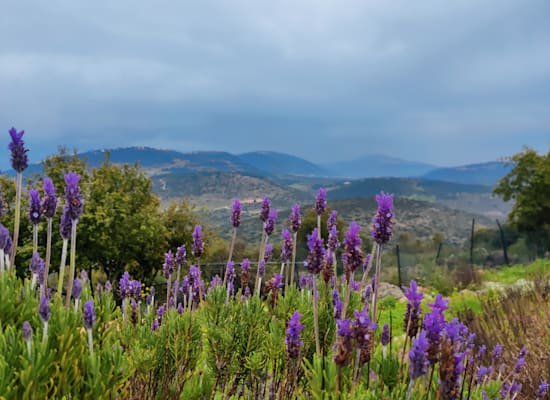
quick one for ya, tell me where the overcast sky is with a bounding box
[1,0,549,170]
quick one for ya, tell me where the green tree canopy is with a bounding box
[494,147,550,254]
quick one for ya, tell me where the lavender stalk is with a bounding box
[42,178,58,291]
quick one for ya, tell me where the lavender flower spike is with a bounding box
[304,228,325,275]
[42,178,58,218]
[163,250,175,279]
[8,127,29,172]
[409,330,430,380]
[281,229,293,263]
[231,199,241,228]
[264,209,277,236]
[404,280,424,338]
[327,210,338,231]
[536,381,549,399]
[73,278,82,300]
[315,188,327,215]
[341,221,364,282]
[289,204,301,233]
[29,189,42,225]
[39,295,50,343]
[64,172,84,221]
[371,191,394,245]
[22,320,33,357]
[260,197,271,222]
[176,245,187,266]
[83,300,96,329]
[83,300,96,354]
[192,225,204,258]
[285,311,304,360]
[60,206,72,240]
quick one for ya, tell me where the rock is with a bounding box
[377,282,405,300]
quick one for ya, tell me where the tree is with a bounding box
[494,147,550,255]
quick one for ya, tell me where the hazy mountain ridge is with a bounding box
[422,161,513,186]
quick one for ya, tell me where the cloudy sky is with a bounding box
[1,0,549,170]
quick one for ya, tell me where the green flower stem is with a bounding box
[42,321,48,344]
[32,224,38,254]
[290,232,297,287]
[312,276,320,355]
[317,215,321,238]
[44,218,53,291]
[87,328,93,355]
[64,219,78,307]
[166,274,172,307]
[0,249,4,274]
[57,239,68,299]
[224,227,237,286]
[371,244,382,321]
[9,172,23,270]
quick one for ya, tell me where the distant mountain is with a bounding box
[323,154,437,178]
[328,177,490,201]
[238,151,329,177]
[422,161,513,186]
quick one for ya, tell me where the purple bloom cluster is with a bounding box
[304,228,325,274]
[73,278,82,300]
[423,294,449,363]
[289,204,301,233]
[119,271,142,300]
[332,289,342,319]
[0,224,10,252]
[30,252,44,276]
[225,261,235,283]
[404,280,424,338]
[327,210,338,231]
[42,178,58,219]
[163,250,175,279]
[83,300,96,329]
[39,296,50,323]
[230,199,241,228]
[59,206,72,240]
[371,191,394,245]
[341,222,364,281]
[537,381,549,399]
[381,323,390,347]
[22,321,33,341]
[263,243,273,262]
[260,197,271,222]
[281,229,293,263]
[240,258,251,289]
[64,172,84,221]
[264,209,277,236]
[258,260,266,278]
[8,127,29,173]
[314,188,327,215]
[285,311,304,360]
[328,225,340,252]
[192,225,204,258]
[353,305,377,364]
[409,330,430,380]
[29,189,42,225]
[334,319,354,366]
[176,245,186,267]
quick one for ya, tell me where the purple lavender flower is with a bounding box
[492,344,502,365]
[260,197,271,222]
[404,280,424,338]
[176,245,186,266]
[119,271,131,298]
[327,210,338,231]
[59,205,72,240]
[29,189,42,225]
[39,296,50,323]
[163,250,175,279]
[4,236,12,254]
[83,300,96,329]
[334,318,354,366]
[260,245,272,265]
[423,294,449,363]
[41,178,58,218]
[289,204,301,233]
[273,273,283,288]
[30,252,45,275]
[64,172,84,221]
[281,229,293,263]
[130,299,139,326]
[371,191,394,245]
[231,199,241,228]
[177,302,184,314]
[298,273,313,290]
[73,278,82,300]
[210,275,222,290]
[8,127,29,172]
[328,225,340,252]
[22,320,33,341]
[351,280,359,291]
[304,228,325,274]
[156,305,165,324]
[363,253,372,272]
[315,188,327,215]
[225,261,235,283]
[0,224,8,251]
[341,222,364,282]
[409,330,430,380]
[240,258,251,288]
[332,289,342,319]
[258,260,266,278]
[476,366,492,383]
[192,225,204,258]
[438,320,466,400]
[513,346,527,374]
[537,381,549,399]
[151,319,160,331]
[285,311,304,360]
[105,280,112,292]
[381,323,390,346]
[500,382,510,399]
[264,209,277,236]
[353,304,377,363]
